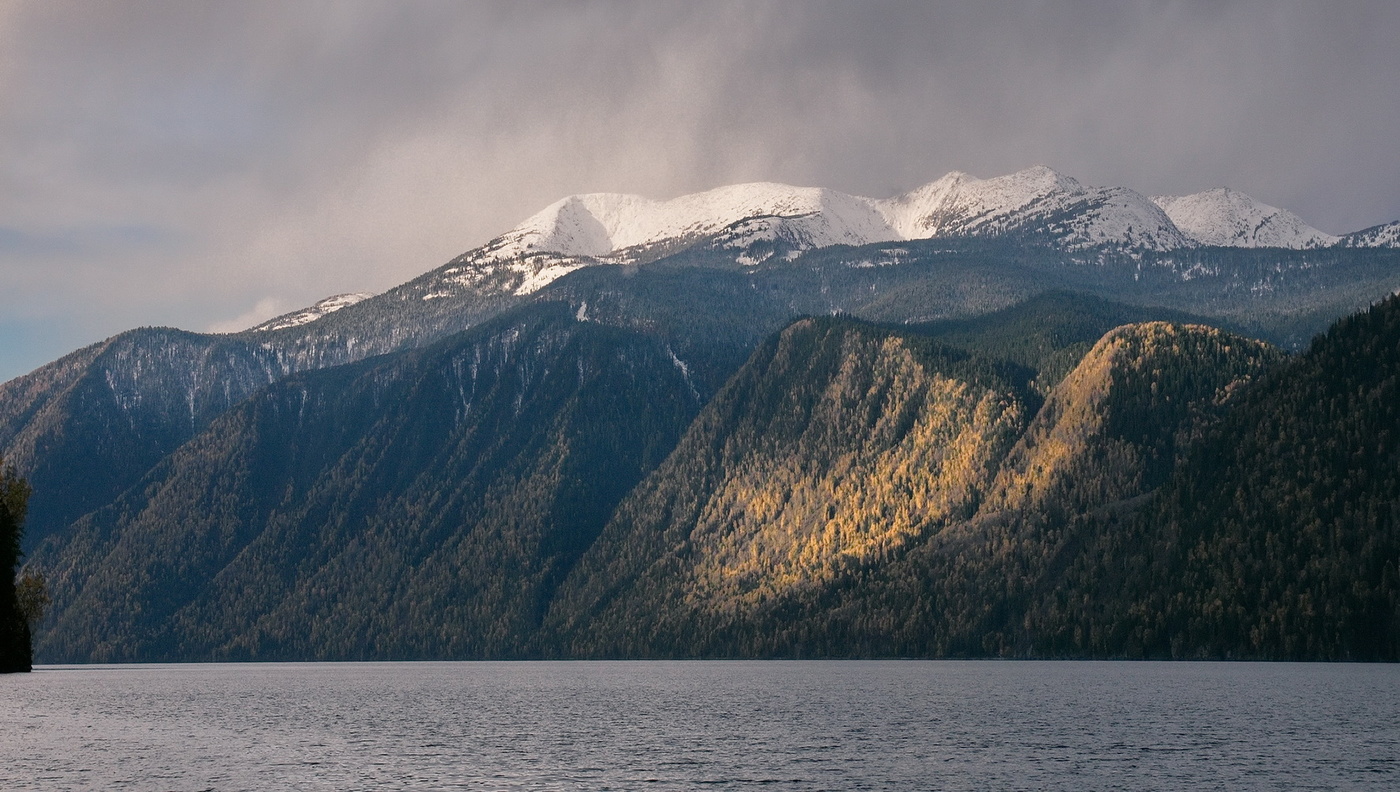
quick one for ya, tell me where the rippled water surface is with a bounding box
[2,661,1398,791]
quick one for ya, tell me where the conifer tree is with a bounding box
[0,458,32,672]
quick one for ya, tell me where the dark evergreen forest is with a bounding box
[14,290,1400,662]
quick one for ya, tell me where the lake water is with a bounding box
[1,661,1397,791]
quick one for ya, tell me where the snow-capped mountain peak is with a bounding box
[880,166,1078,233]
[1152,188,1339,249]
[882,165,1087,235]
[492,165,1188,264]
[432,166,1396,301]
[878,165,1188,251]
[492,182,899,263]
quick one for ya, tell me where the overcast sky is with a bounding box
[2,0,1399,381]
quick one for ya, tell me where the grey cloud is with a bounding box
[1,0,1399,381]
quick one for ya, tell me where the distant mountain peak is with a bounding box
[1151,187,1339,249]
[874,165,1188,250]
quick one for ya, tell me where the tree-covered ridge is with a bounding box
[986,322,1282,515]
[544,317,1282,658]
[908,322,1285,657]
[34,304,704,661]
[546,314,1288,657]
[911,290,1220,394]
[1070,292,1400,659]
[544,318,1032,654]
[5,238,1396,561]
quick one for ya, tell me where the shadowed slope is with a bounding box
[35,304,702,661]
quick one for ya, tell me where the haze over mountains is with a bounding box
[2,165,1398,663]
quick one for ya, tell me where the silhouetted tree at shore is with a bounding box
[1,458,32,672]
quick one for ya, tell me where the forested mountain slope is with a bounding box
[543,317,1033,655]
[5,233,1398,562]
[34,305,703,661]
[542,317,1278,657]
[1039,293,1400,659]
[23,286,1400,661]
[0,330,294,545]
[25,294,1228,661]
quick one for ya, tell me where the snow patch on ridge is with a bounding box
[512,260,590,295]
[666,344,700,402]
[1339,221,1400,248]
[249,292,375,333]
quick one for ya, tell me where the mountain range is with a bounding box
[2,166,1398,662]
[488,165,1378,266]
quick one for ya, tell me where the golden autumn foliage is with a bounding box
[987,322,1279,515]
[683,328,1025,605]
[548,313,1290,658]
